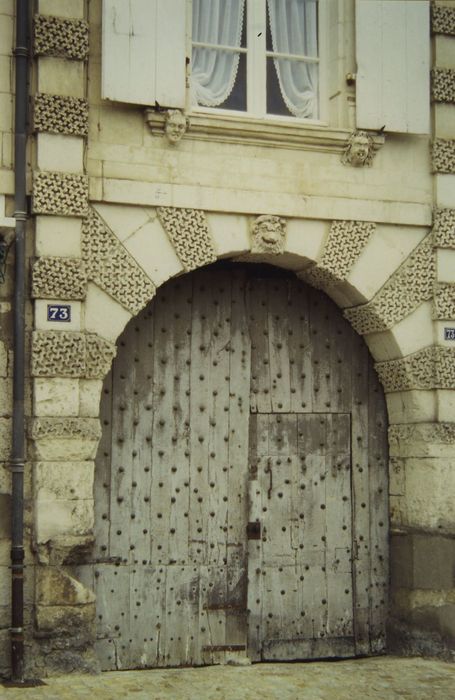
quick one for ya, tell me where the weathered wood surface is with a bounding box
[83,267,388,670]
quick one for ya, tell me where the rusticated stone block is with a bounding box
[34,14,89,60]
[376,346,455,392]
[433,209,455,248]
[31,331,116,379]
[432,68,455,103]
[85,334,116,379]
[319,220,375,279]
[32,257,87,300]
[30,417,101,441]
[432,4,455,35]
[432,139,455,174]
[433,283,455,319]
[30,418,101,460]
[34,93,89,137]
[82,209,156,315]
[32,331,85,377]
[157,207,217,271]
[33,172,89,217]
[345,237,435,334]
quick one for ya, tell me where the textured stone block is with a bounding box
[33,172,88,216]
[432,68,455,103]
[34,14,89,60]
[432,3,455,36]
[30,417,101,460]
[345,237,435,334]
[157,207,217,271]
[82,209,156,315]
[432,139,455,174]
[34,93,89,136]
[32,256,87,300]
[31,331,116,379]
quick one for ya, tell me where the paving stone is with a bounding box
[1,657,455,700]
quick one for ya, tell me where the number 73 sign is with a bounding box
[47,304,71,322]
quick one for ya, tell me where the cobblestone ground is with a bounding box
[1,657,455,700]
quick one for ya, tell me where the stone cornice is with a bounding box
[145,109,385,156]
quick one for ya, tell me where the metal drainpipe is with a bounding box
[10,0,29,683]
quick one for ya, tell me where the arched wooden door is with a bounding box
[81,265,388,670]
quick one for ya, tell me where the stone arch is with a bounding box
[30,202,454,670]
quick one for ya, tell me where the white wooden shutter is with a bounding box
[102,0,186,108]
[355,0,430,134]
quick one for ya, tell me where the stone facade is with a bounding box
[0,0,454,680]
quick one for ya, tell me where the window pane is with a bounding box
[191,49,246,111]
[267,56,318,119]
[267,0,318,58]
[193,0,246,49]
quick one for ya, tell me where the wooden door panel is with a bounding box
[93,267,388,669]
[247,412,354,660]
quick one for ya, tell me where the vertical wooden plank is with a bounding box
[368,359,389,652]
[187,273,212,566]
[248,278,272,413]
[247,477,263,661]
[166,278,192,567]
[325,414,354,640]
[226,269,251,654]
[350,337,372,654]
[94,370,113,562]
[308,291,332,413]
[129,307,154,567]
[206,273,232,567]
[149,289,172,569]
[164,565,200,666]
[289,279,313,413]
[267,279,292,413]
[94,563,130,670]
[109,325,136,563]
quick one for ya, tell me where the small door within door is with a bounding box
[247,413,355,661]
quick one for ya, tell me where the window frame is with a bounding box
[187,0,328,126]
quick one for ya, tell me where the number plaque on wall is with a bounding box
[47,304,71,322]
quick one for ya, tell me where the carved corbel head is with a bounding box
[342,130,375,167]
[251,215,286,254]
[164,109,190,145]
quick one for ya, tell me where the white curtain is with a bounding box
[267,0,319,118]
[191,0,245,107]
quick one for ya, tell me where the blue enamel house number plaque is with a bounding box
[444,327,455,341]
[47,304,71,322]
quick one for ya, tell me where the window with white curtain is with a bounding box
[190,0,320,120]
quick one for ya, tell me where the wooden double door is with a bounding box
[79,266,388,670]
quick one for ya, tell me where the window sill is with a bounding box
[144,109,385,156]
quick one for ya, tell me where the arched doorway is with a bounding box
[84,264,388,670]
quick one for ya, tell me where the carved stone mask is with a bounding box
[165,110,189,144]
[251,215,286,254]
[343,130,374,167]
